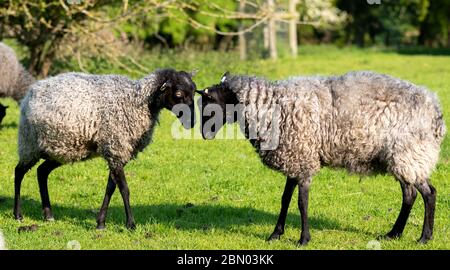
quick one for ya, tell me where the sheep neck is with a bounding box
[228,76,280,147]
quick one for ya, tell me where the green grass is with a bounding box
[0,45,449,250]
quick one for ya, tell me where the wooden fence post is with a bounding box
[267,0,277,59]
[288,0,299,58]
[238,0,247,60]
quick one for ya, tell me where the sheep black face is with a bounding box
[196,72,239,139]
[158,70,197,129]
[0,104,7,125]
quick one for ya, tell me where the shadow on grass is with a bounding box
[387,46,450,56]
[0,122,18,130]
[0,196,371,239]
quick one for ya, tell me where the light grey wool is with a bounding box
[0,42,35,102]
[18,69,187,168]
[224,71,446,185]
[0,229,5,250]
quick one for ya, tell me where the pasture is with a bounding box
[0,45,449,249]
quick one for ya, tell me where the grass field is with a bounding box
[0,45,449,250]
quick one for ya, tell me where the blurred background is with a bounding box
[0,0,449,78]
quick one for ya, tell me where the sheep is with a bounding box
[15,68,197,230]
[196,71,446,245]
[0,42,35,124]
[0,230,5,250]
[0,104,7,125]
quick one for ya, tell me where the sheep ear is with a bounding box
[196,89,211,98]
[189,69,199,78]
[221,71,230,83]
[160,82,171,91]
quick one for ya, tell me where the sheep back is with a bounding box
[19,72,158,167]
[0,43,35,102]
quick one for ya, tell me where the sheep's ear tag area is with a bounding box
[195,89,210,98]
[160,82,170,92]
[190,69,199,78]
[221,71,230,83]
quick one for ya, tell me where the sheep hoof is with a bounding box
[43,208,54,221]
[126,222,136,231]
[378,232,401,241]
[14,213,23,222]
[297,236,311,246]
[417,236,432,244]
[267,232,282,241]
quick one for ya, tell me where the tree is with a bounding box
[289,0,299,57]
[0,0,121,77]
[238,0,247,60]
[0,0,186,77]
[336,0,435,47]
[263,0,345,59]
[418,0,450,47]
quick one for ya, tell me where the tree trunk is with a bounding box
[288,0,298,58]
[28,45,55,78]
[26,35,63,78]
[40,56,53,78]
[238,0,247,60]
[447,25,450,48]
[384,31,390,47]
[267,0,277,59]
[355,25,365,47]
[418,22,427,46]
[263,25,269,49]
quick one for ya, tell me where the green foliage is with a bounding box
[419,0,450,46]
[154,0,238,47]
[0,0,123,76]
[0,46,449,249]
[335,0,449,47]
[161,9,190,46]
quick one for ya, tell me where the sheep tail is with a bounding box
[433,109,446,142]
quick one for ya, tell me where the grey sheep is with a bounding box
[0,42,35,124]
[197,71,446,245]
[15,68,197,229]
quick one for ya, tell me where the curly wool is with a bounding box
[225,71,446,184]
[0,42,35,102]
[18,70,181,168]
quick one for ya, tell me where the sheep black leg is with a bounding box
[96,176,116,230]
[110,165,136,230]
[268,177,298,241]
[0,103,6,125]
[416,182,436,244]
[297,178,311,246]
[384,182,417,239]
[37,159,61,221]
[13,161,37,221]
